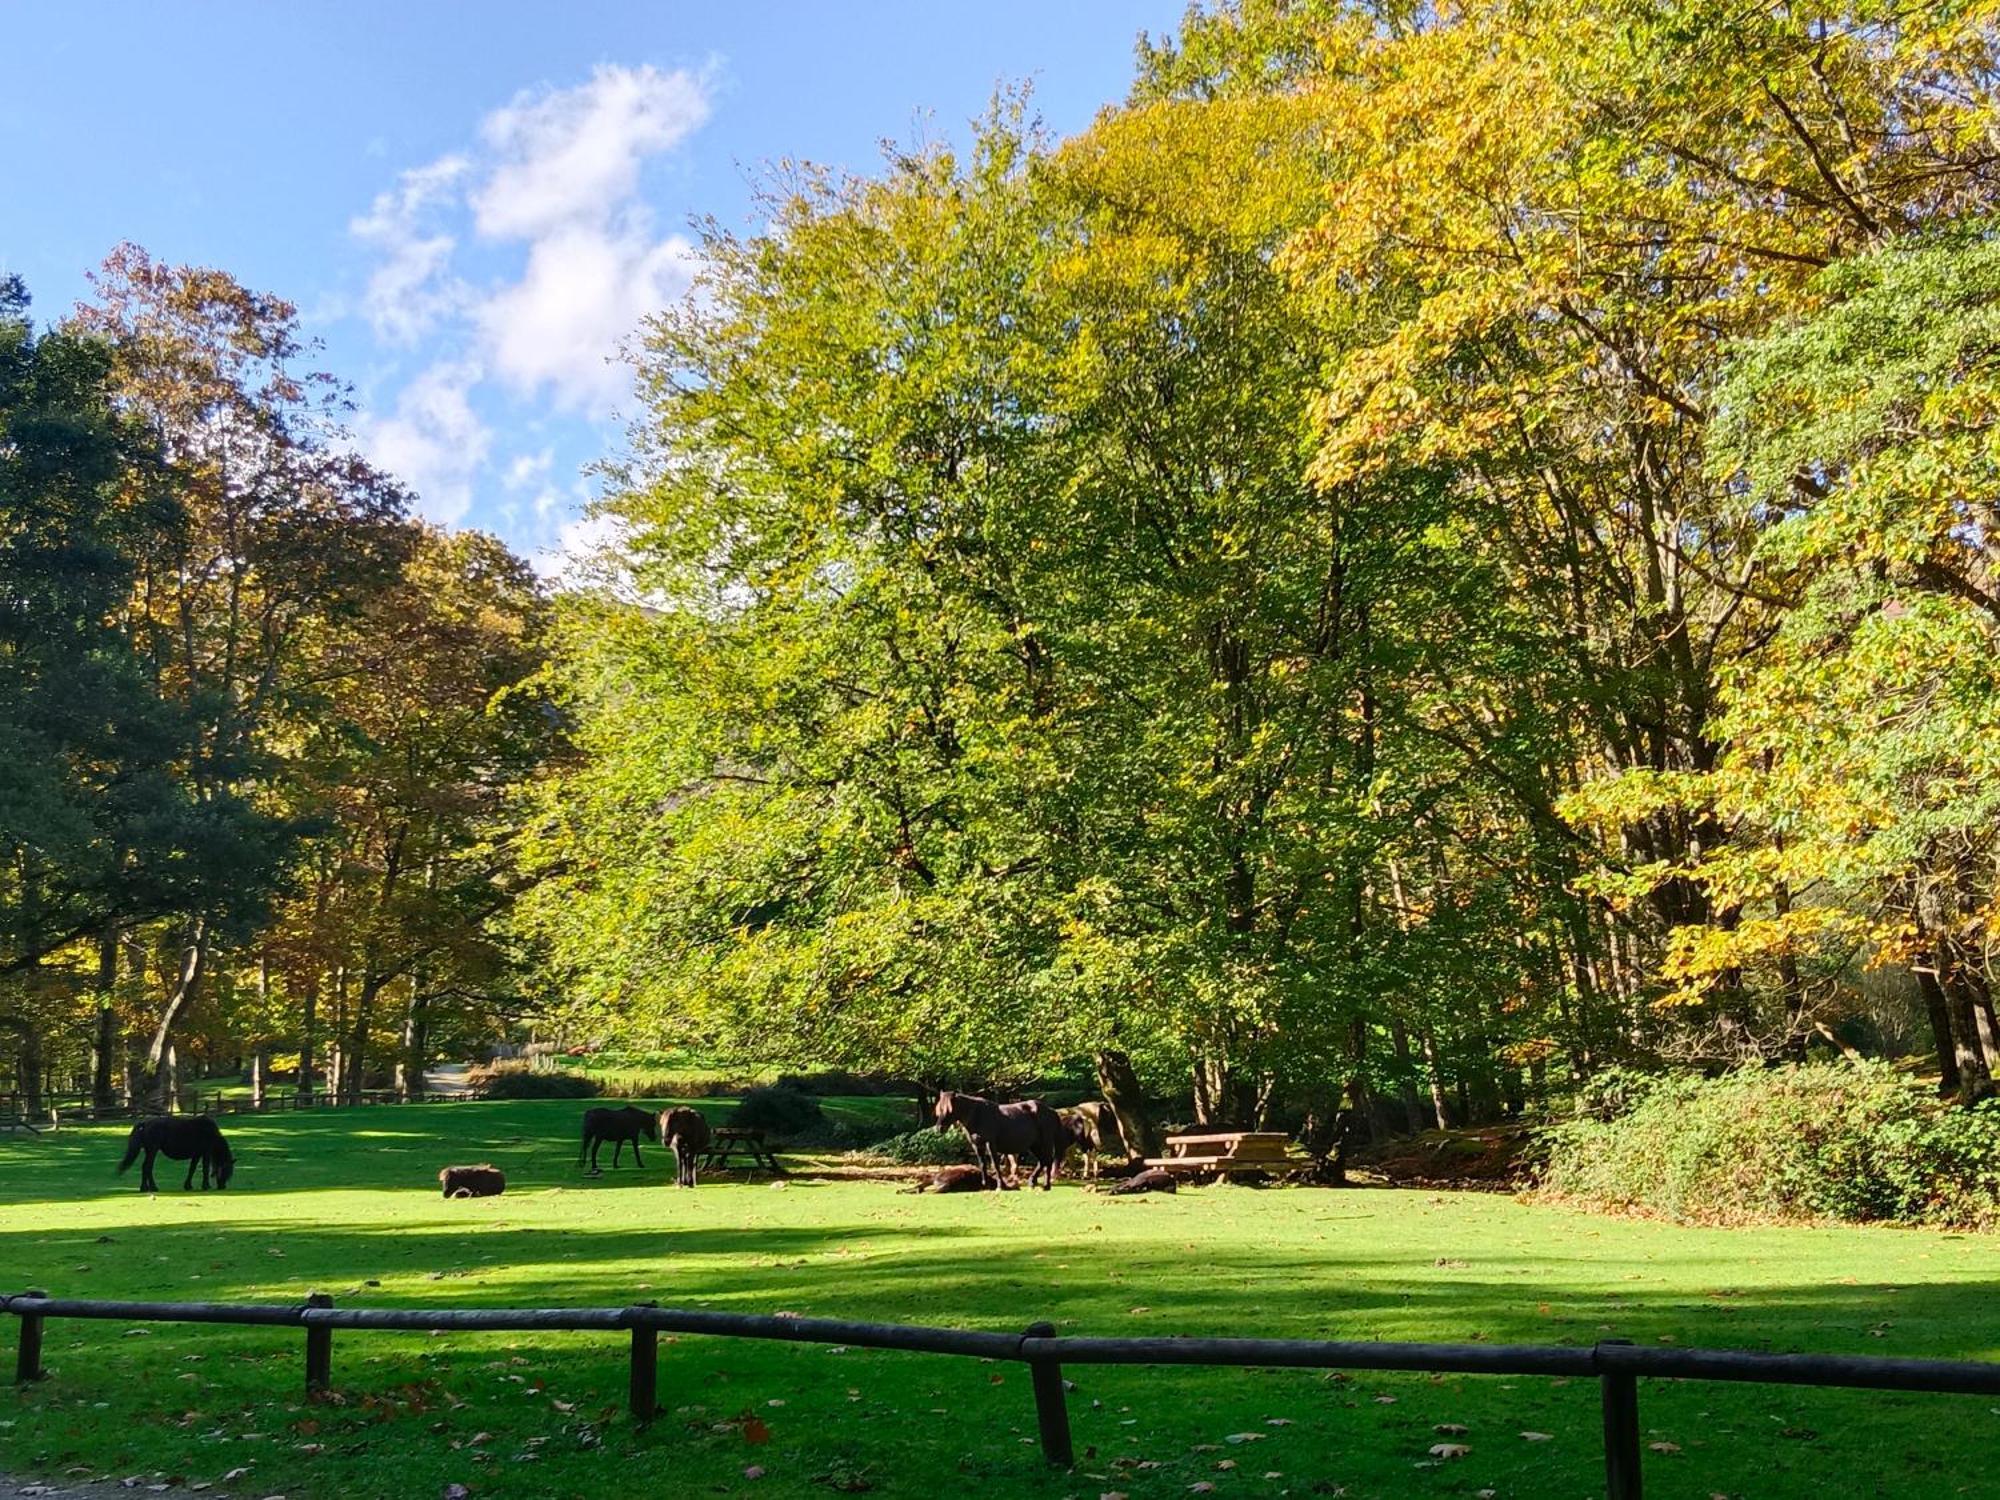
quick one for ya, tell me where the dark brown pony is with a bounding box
[659,1107,711,1188]
[579,1105,657,1174]
[934,1090,1064,1190]
[117,1116,234,1192]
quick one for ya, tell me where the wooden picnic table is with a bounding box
[1144,1130,1301,1177]
[702,1125,784,1175]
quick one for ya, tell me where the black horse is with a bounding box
[579,1105,657,1174]
[660,1107,711,1188]
[118,1116,234,1193]
[934,1089,1065,1190]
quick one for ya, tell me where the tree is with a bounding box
[69,247,413,1100]
[0,276,287,1107]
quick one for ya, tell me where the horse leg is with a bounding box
[632,1139,643,1168]
[183,1155,197,1191]
[587,1138,602,1175]
[140,1147,158,1193]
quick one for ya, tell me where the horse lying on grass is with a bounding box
[660,1107,710,1188]
[579,1105,657,1174]
[934,1089,1066,1190]
[118,1116,234,1193]
[441,1163,505,1198]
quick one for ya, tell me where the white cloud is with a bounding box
[348,62,715,534]
[358,361,491,525]
[535,506,633,587]
[350,155,470,344]
[503,447,554,491]
[478,223,698,407]
[472,64,711,239]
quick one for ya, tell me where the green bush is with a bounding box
[1539,1060,2000,1228]
[471,1066,601,1100]
[863,1127,973,1166]
[728,1084,827,1140]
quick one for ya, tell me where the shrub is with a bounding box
[1538,1060,2000,1228]
[471,1066,601,1100]
[862,1127,973,1166]
[728,1085,827,1139]
[773,1069,914,1098]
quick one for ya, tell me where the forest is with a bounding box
[7,0,2000,1166]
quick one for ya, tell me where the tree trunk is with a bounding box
[1916,963,1962,1098]
[1094,1048,1158,1158]
[1940,954,1995,1104]
[0,1017,44,1114]
[298,970,320,1103]
[144,917,208,1105]
[1421,1027,1450,1130]
[347,974,382,1105]
[91,926,120,1110]
[397,983,428,1102]
[1389,1021,1425,1135]
[250,1046,267,1109]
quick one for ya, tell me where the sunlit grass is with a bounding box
[2,1101,1995,1498]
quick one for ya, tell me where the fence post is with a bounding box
[1598,1340,1641,1500]
[14,1290,48,1383]
[628,1302,659,1422]
[303,1293,333,1398]
[1023,1321,1073,1468]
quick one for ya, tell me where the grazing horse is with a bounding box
[118,1116,234,1193]
[934,1089,1065,1190]
[660,1107,711,1188]
[579,1105,657,1174]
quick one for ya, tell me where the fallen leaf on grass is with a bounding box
[1434,1424,1469,1435]
[1520,1431,1554,1442]
[1648,1441,1681,1454]
[1223,1432,1265,1443]
[1428,1444,1471,1460]
[742,1416,772,1445]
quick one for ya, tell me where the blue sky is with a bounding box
[3,2,1182,572]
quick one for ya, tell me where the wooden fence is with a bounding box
[6,1291,1999,1497]
[2,1086,474,1127]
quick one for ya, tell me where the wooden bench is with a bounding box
[702,1126,784,1175]
[1144,1131,1301,1178]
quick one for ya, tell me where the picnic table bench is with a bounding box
[1144,1131,1301,1177]
[701,1126,784,1175]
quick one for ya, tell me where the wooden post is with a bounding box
[1599,1341,1641,1500]
[628,1302,659,1421]
[14,1290,47,1383]
[304,1293,333,1398]
[1023,1321,1073,1468]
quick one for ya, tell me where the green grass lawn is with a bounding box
[1,1102,1995,1499]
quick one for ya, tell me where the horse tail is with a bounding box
[210,1125,234,1189]
[117,1123,143,1175]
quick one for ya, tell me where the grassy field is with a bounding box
[1,1102,1995,1499]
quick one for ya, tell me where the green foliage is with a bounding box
[1541,1061,2000,1227]
[862,1125,974,1166]
[471,1067,600,1100]
[727,1083,829,1139]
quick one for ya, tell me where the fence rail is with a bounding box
[6,1291,1998,1497]
[1,1086,475,1126]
